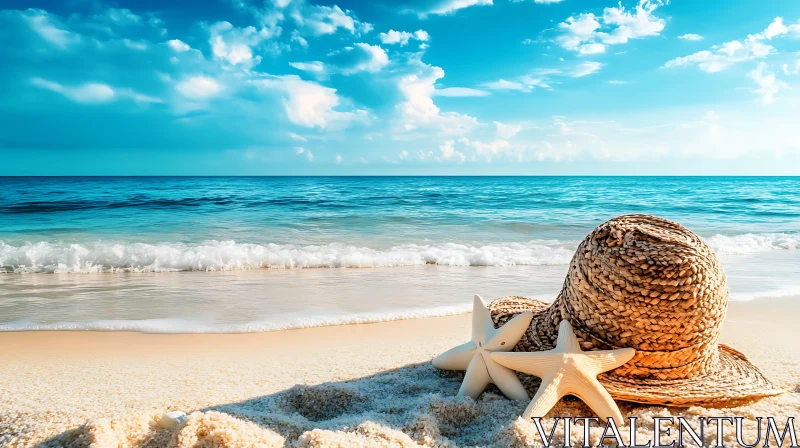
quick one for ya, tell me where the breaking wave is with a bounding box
[0,240,575,273]
[705,232,800,255]
[1,232,798,274]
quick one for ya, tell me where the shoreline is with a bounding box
[2,298,799,447]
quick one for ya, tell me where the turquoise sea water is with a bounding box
[1,176,799,332]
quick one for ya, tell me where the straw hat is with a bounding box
[490,214,783,407]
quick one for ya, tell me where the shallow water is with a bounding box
[1,176,799,332]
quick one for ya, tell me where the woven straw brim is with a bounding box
[490,297,784,408]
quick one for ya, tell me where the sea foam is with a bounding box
[0,240,575,273]
[1,232,798,273]
[0,304,473,333]
[705,232,800,255]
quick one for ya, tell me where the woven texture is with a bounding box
[489,214,783,407]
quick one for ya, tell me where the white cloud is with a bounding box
[335,153,343,164]
[118,89,163,104]
[396,62,479,137]
[437,140,466,162]
[664,17,800,73]
[123,39,148,51]
[494,121,522,139]
[379,29,430,46]
[601,0,666,45]
[533,0,565,3]
[289,61,326,74]
[176,76,223,100]
[209,21,274,69]
[399,150,409,160]
[482,79,530,91]
[571,61,603,77]
[346,43,389,74]
[470,139,514,161]
[99,8,142,25]
[783,58,800,75]
[260,75,365,128]
[555,1,666,54]
[556,13,601,51]
[748,62,787,104]
[434,87,490,97]
[294,146,314,161]
[24,10,79,48]
[664,36,773,73]
[167,39,191,52]
[293,4,367,36]
[289,132,307,142]
[579,42,606,55]
[762,17,789,40]
[31,78,114,103]
[291,30,308,47]
[30,77,162,105]
[419,0,493,18]
[439,140,454,157]
[607,80,628,84]
[325,43,389,75]
[678,33,703,41]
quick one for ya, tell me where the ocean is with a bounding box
[1,176,799,332]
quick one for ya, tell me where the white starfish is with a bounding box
[492,320,635,422]
[432,295,533,400]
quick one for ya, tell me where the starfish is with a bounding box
[491,320,635,422]
[432,295,533,400]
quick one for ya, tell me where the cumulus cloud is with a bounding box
[434,87,490,97]
[438,140,465,162]
[678,33,703,41]
[208,21,276,69]
[260,75,366,128]
[176,76,223,100]
[396,61,479,137]
[292,4,370,36]
[555,0,666,55]
[664,17,800,73]
[326,43,389,74]
[379,29,429,46]
[760,17,791,40]
[783,57,800,75]
[748,62,787,104]
[664,35,772,73]
[167,39,191,52]
[494,121,522,139]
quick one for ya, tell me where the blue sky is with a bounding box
[1,0,800,175]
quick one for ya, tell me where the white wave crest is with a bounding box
[0,240,575,273]
[0,305,472,333]
[705,232,800,255]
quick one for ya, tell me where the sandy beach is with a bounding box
[1,297,798,447]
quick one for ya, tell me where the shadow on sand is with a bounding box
[42,362,681,447]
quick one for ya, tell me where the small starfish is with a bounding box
[492,320,635,422]
[432,295,533,400]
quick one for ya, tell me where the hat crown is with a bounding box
[559,214,728,378]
